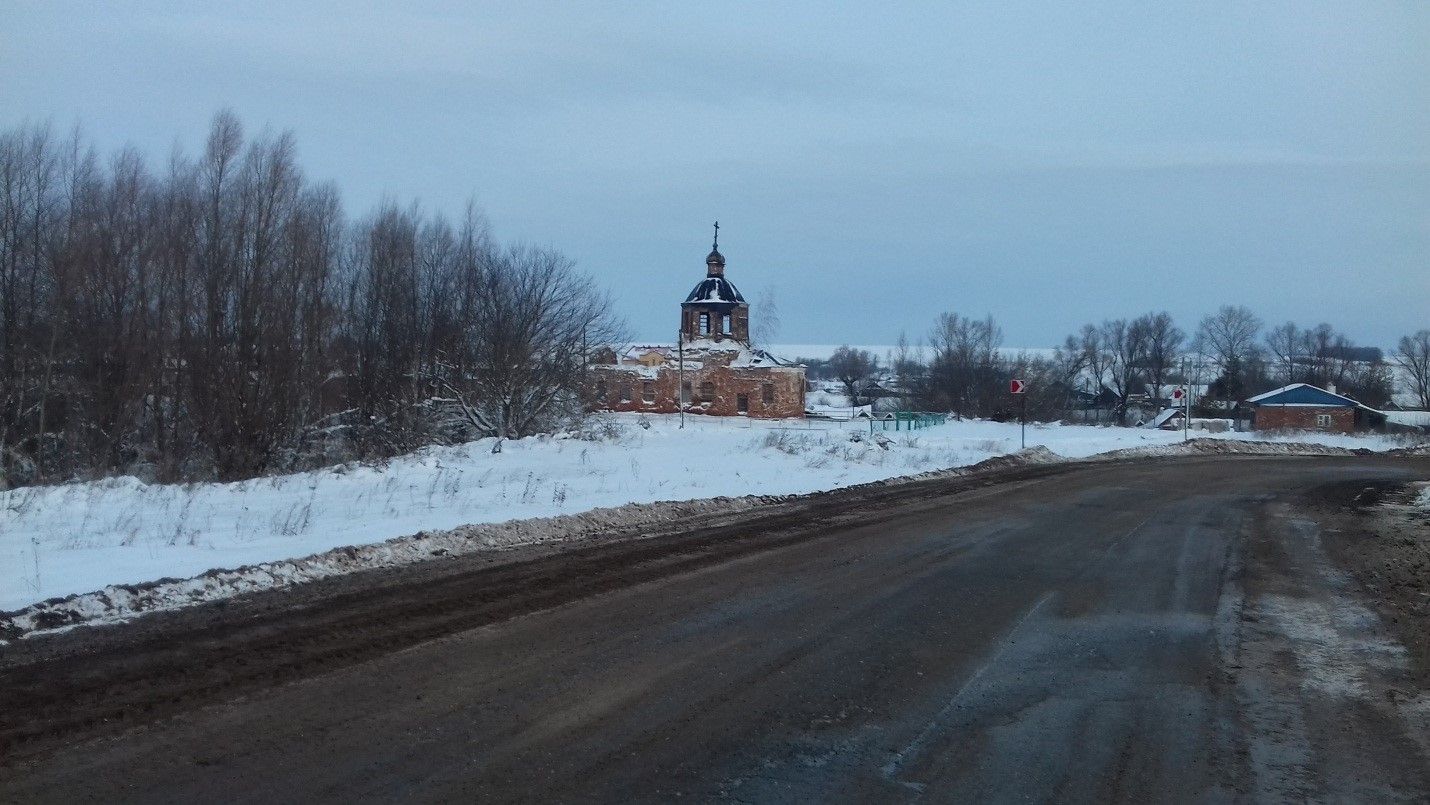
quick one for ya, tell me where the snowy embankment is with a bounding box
[1416,484,1430,513]
[1,415,1418,636]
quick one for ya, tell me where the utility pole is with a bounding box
[1180,358,1186,442]
[1180,357,1190,443]
[677,330,685,429]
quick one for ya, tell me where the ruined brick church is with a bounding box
[587,228,806,418]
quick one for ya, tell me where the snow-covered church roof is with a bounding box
[594,339,801,371]
[682,227,746,308]
[682,275,746,307]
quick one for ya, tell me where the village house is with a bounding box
[587,230,806,418]
[1246,383,1387,433]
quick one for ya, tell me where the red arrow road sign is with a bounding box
[1010,379,1026,394]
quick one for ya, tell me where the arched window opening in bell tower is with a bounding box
[699,312,710,335]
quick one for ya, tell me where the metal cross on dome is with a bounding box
[712,220,719,250]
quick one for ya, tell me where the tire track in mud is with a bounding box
[0,460,1078,765]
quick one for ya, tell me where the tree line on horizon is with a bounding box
[0,113,620,488]
[816,306,1430,423]
[3,114,1428,489]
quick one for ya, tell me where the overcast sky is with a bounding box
[4,2,1426,348]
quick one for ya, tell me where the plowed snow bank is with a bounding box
[3,412,1419,637]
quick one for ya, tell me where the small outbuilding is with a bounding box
[1143,408,1186,430]
[1245,383,1386,433]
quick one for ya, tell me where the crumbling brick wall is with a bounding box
[680,307,748,343]
[588,360,804,419]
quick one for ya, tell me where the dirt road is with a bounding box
[3,456,1428,802]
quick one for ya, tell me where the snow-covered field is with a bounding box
[0,414,1418,616]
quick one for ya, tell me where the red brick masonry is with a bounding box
[589,348,805,419]
[1252,406,1354,433]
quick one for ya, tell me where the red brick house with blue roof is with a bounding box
[1246,383,1387,433]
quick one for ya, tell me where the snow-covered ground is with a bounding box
[0,414,1419,615]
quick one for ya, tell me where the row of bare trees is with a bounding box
[1056,306,1421,421]
[825,314,1070,420]
[1056,312,1187,421]
[823,305,1426,424]
[0,113,618,487]
[1190,306,1408,408]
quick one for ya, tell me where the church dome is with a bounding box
[706,248,725,267]
[683,275,746,308]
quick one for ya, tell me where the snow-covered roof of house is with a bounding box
[1144,383,1210,399]
[1146,408,1184,429]
[1384,410,1430,427]
[1390,391,1425,409]
[1246,383,1378,411]
[806,403,873,420]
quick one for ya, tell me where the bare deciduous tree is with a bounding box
[1298,323,1356,391]
[1197,305,1262,371]
[829,345,878,408]
[1136,311,1183,401]
[926,312,1001,418]
[1052,333,1088,389]
[751,285,780,347]
[453,244,623,438]
[1077,323,1112,400]
[1101,319,1148,424]
[1396,330,1430,409]
[1264,322,1300,385]
[1197,305,1262,400]
[889,331,924,411]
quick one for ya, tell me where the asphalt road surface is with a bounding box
[3,456,1429,803]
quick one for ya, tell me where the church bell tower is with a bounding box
[680,222,749,342]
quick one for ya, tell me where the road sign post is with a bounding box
[1172,386,1187,442]
[1010,379,1027,449]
